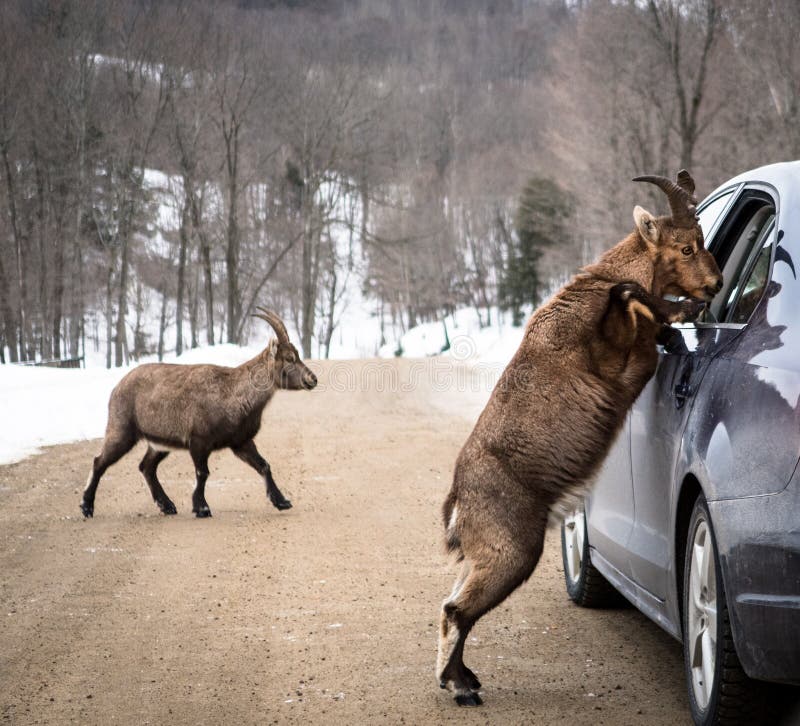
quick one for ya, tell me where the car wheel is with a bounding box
[683,496,768,725]
[561,505,620,607]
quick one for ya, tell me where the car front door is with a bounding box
[627,184,778,600]
[586,189,737,579]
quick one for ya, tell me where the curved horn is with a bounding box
[632,172,698,227]
[252,307,290,344]
[675,169,696,201]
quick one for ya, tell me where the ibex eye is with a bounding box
[681,246,693,256]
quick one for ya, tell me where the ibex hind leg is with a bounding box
[190,449,212,518]
[139,447,177,515]
[81,430,137,518]
[437,532,545,706]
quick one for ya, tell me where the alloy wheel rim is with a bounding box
[563,508,585,584]
[687,519,718,710]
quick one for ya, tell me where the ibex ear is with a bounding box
[267,338,278,361]
[633,206,659,245]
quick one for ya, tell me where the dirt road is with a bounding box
[1,358,690,725]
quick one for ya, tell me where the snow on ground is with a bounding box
[0,162,534,465]
[378,306,526,364]
[0,307,527,466]
[0,344,265,466]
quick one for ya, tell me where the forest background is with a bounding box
[0,0,794,365]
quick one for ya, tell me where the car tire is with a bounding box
[682,495,769,725]
[561,505,620,607]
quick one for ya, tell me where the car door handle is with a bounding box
[674,381,693,408]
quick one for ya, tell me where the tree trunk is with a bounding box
[300,188,321,358]
[190,189,214,346]
[0,247,15,362]
[157,284,168,362]
[224,125,240,344]
[175,192,190,356]
[323,263,338,359]
[52,224,65,358]
[114,232,130,368]
[105,251,115,369]
[32,144,49,359]
[68,244,83,359]
[202,239,214,346]
[2,145,26,360]
[189,265,199,349]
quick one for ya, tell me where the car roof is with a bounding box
[706,160,800,204]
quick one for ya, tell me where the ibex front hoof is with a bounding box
[454,692,483,707]
[193,506,212,518]
[272,499,292,511]
[673,298,706,323]
[80,502,93,518]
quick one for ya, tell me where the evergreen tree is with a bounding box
[499,177,573,325]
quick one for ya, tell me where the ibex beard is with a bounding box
[436,170,722,706]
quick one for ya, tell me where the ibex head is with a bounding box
[633,170,723,301]
[253,308,318,391]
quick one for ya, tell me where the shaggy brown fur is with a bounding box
[80,310,317,519]
[436,172,722,706]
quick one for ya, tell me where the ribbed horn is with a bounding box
[632,171,698,227]
[675,169,696,201]
[252,307,290,344]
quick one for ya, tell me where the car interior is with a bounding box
[704,192,776,324]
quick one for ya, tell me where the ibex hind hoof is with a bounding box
[194,507,212,518]
[159,501,177,515]
[273,499,292,511]
[80,502,93,518]
[454,692,483,707]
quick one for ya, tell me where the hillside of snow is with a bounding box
[378,307,525,364]
[0,311,527,466]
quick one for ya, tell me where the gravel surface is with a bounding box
[1,358,692,725]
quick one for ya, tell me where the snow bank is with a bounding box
[0,344,263,466]
[0,364,126,465]
[0,308,528,466]
[378,307,526,365]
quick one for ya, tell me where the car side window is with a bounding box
[706,190,776,322]
[727,223,775,324]
[697,190,734,242]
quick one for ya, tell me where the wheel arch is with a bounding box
[674,474,703,635]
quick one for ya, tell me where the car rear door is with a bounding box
[585,411,635,576]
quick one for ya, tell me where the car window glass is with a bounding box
[708,193,776,320]
[698,190,734,242]
[727,223,775,324]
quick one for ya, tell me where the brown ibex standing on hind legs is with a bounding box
[81,309,317,519]
[436,171,723,706]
